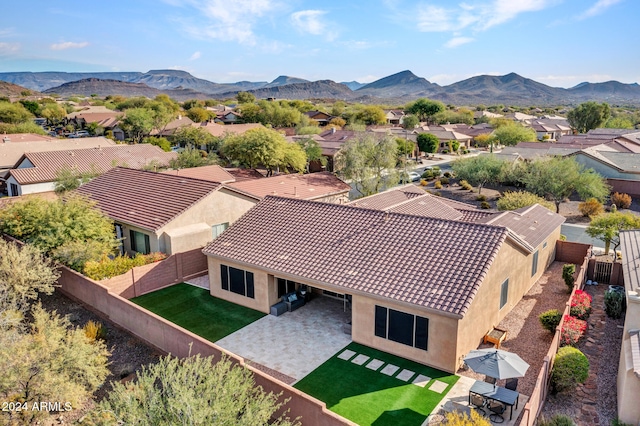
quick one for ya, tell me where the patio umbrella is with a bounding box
[463,348,530,380]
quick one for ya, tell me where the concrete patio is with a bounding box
[215,296,352,382]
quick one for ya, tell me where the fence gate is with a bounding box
[593,261,613,284]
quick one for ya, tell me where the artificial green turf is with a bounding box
[130,283,265,342]
[294,342,459,426]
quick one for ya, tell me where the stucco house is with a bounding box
[202,186,565,372]
[76,167,260,256]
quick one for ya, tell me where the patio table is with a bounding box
[469,380,519,420]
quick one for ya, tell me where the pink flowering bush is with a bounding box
[560,315,587,347]
[570,289,593,320]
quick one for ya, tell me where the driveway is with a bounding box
[561,223,603,249]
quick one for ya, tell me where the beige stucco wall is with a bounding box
[617,291,640,423]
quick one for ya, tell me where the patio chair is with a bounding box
[484,376,496,385]
[488,400,506,423]
[469,393,486,415]
[505,377,518,391]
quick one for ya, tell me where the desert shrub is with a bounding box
[551,346,589,393]
[84,252,167,280]
[610,203,617,213]
[560,315,587,347]
[480,201,491,209]
[84,320,107,341]
[539,309,562,333]
[476,194,487,202]
[442,149,449,154]
[604,290,625,319]
[570,289,592,320]
[578,198,604,217]
[434,180,443,189]
[496,191,555,212]
[445,409,491,425]
[560,234,567,241]
[459,180,472,190]
[562,264,576,291]
[538,414,576,426]
[443,171,452,178]
[611,192,632,209]
[420,179,428,186]
[440,177,450,185]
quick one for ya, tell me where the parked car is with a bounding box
[399,171,421,183]
[75,130,90,137]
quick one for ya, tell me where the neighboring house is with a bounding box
[224,167,266,182]
[528,119,571,141]
[505,112,537,122]
[214,111,243,124]
[304,110,333,126]
[76,167,260,256]
[474,110,503,120]
[227,171,351,204]
[5,144,175,197]
[162,165,237,183]
[617,230,640,424]
[384,110,405,126]
[192,121,264,138]
[202,187,564,372]
[66,109,125,140]
[428,129,474,152]
[150,115,195,137]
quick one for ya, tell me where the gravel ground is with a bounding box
[36,290,162,425]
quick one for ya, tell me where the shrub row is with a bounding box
[84,252,167,280]
[570,289,592,320]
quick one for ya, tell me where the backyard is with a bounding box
[130,283,265,342]
[294,342,459,426]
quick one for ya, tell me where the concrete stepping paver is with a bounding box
[396,369,415,382]
[429,380,448,394]
[338,349,356,361]
[380,364,400,376]
[365,359,384,371]
[351,354,370,365]
[412,374,431,387]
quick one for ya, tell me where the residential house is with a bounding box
[214,111,243,124]
[529,119,571,141]
[227,171,351,204]
[162,164,237,183]
[192,121,264,139]
[66,107,125,140]
[5,144,175,197]
[384,110,405,126]
[76,167,260,256]
[150,115,195,137]
[617,230,640,424]
[570,149,640,196]
[304,110,333,126]
[423,128,473,152]
[202,186,564,372]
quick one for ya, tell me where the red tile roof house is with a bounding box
[76,167,260,256]
[4,144,176,197]
[202,186,565,372]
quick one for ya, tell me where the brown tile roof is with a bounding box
[386,195,464,221]
[620,230,640,292]
[162,165,236,183]
[483,204,565,249]
[203,196,511,316]
[0,133,52,143]
[9,144,176,185]
[76,167,222,231]
[193,122,264,137]
[347,185,425,210]
[224,168,265,181]
[228,172,350,200]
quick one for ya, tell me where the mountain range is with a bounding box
[1,69,639,106]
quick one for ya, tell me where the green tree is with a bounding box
[567,101,611,133]
[149,101,177,134]
[237,91,256,104]
[0,305,109,425]
[186,107,211,123]
[143,136,172,152]
[497,191,556,212]
[402,114,419,129]
[169,146,217,169]
[396,138,414,157]
[491,123,537,146]
[416,133,440,154]
[334,133,399,196]
[586,212,640,255]
[120,108,155,143]
[452,155,507,194]
[604,116,634,129]
[297,138,327,172]
[0,102,33,124]
[40,103,67,125]
[88,354,296,426]
[405,98,445,123]
[54,166,101,194]
[521,157,609,212]
[86,121,105,136]
[355,105,386,125]
[173,126,219,151]
[19,100,40,116]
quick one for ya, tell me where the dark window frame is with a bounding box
[129,230,150,255]
[220,264,254,299]
[531,250,539,277]
[500,279,509,309]
[374,305,428,351]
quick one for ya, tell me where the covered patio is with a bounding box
[215,296,352,384]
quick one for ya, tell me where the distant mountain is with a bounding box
[217,80,354,100]
[341,81,366,90]
[263,75,310,88]
[0,81,40,97]
[567,80,640,100]
[133,69,228,93]
[0,71,143,92]
[356,70,439,97]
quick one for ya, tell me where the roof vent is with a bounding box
[2,137,9,143]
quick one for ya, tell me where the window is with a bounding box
[374,305,428,351]
[277,278,297,298]
[129,230,150,255]
[9,183,18,197]
[500,279,509,309]
[543,241,548,249]
[531,250,539,277]
[115,224,124,256]
[212,222,229,239]
[220,264,254,299]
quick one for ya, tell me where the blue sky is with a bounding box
[0,0,637,88]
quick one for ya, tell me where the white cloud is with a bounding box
[164,0,278,45]
[50,41,89,50]
[577,0,623,19]
[480,0,554,30]
[444,36,474,48]
[0,42,19,55]
[189,51,201,60]
[290,10,338,41]
[416,5,455,31]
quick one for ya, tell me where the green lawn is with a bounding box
[130,283,265,342]
[294,342,459,426]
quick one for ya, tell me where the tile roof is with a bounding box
[347,185,425,210]
[9,144,176,185]
[228,171,350,200]
[0,136,117,170]
[76,167,222,231]
[193,122,264,137]
[620,230,640,293]
[203,196,510,316]
[482,204,565,249]
[224,168,265,181]
[597,151,640,173]
[162,165,236,183]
